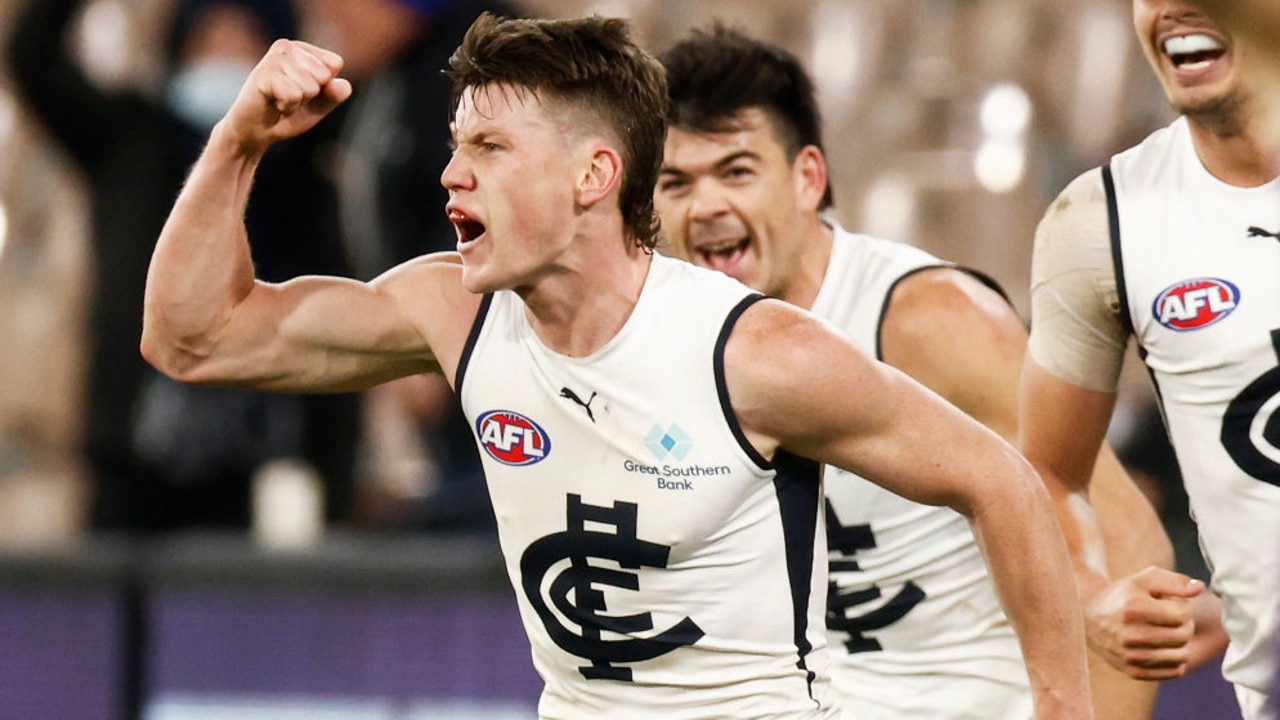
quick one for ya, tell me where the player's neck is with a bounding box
[781,215,835,311]
[520,240,653,358]
[1187,101,1280,187]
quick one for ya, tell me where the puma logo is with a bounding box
[559,387,598,422]
[1247,226,1280,241]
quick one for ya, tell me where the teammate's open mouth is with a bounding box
[1164,33,1225,72]
[696,237,750,272]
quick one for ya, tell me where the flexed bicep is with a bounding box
[148,253,477,394]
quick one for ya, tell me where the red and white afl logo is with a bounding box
[1152,278,1240,331]
[476,410,551,466]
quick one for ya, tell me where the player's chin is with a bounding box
[458,262,498,295]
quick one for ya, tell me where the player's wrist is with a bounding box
[207,117,271,161]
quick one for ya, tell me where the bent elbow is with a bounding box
[139,327,208,384]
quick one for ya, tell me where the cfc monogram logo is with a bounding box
[1222,330,1280,486]
[520,494,705,681]
[825,499,926,653]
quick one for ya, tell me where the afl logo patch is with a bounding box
[1153,278,1240,331]
[477,410,551,466]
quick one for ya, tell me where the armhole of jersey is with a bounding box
[771,448,823,699]
[1102,162,1136,339]
[714,292,823,698]
[714,293,772,471]
[875,263,1011,360]
[957,266,1012,304]
[453,292,495,395]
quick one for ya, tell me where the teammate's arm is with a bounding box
[1019,171,1206,681]
[884,269,1175,584]
[882,266,1172,718]
[1089,447,1226,676]
[141,40,473,393]
[726,298,1092,720]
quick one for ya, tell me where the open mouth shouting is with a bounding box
[692,234,751,274]
[1162,32,1226,76]
[448,207,487,248]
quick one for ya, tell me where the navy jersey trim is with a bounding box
[1103,163,1164,411]
[959,267,1013,305]
[874,264,1011,361]
[772,449,823,701]
[714,293,771,470]
[454,292,495,395]
[1102,163,1136,339]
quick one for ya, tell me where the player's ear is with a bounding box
[577,143,623,208]
[793,145,828,213]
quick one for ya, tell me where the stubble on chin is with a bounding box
[1179,90,1248,137]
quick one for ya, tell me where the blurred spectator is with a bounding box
[304,0,518,533]
[4,0,360,533]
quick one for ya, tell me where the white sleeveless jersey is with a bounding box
[456,253,837,720]
[1107,116,1280,706]
[812,225,1032,717]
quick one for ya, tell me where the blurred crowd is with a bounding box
[0,0,1197,573]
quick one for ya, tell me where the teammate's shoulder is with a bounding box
[891,266,1004,315]
[1036,168,1109,247]
[1048,167,1107,213]
[885,267,1020,348]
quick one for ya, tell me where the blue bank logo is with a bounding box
[645,424,693,461]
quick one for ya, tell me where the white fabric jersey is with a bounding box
[456,253,836,720]
[812,225,1032,718]
[1107,116,1280,713]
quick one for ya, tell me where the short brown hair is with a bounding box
[447,13,669,250]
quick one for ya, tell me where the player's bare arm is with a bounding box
[883,268,1174,581]
[1020,172,1210,681]
[725,298,1092,720]
[883,266,1178,593]
[1021,360,1204,680]
[884,266,1175,717]
[142,40,481,393]
[881,267,1028,440]
[1087,446,1225,684]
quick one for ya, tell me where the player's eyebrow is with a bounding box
[660,149,761,176]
